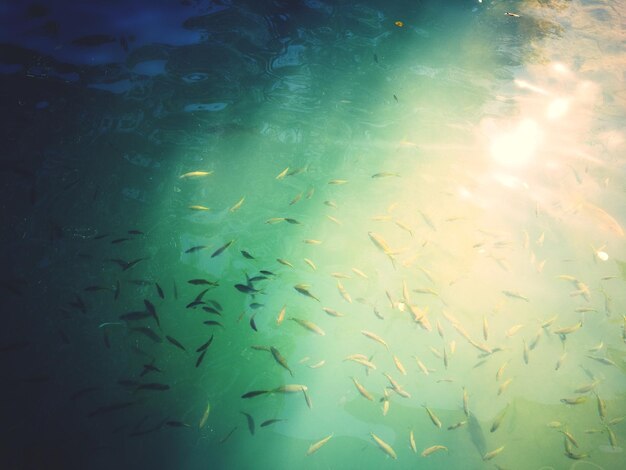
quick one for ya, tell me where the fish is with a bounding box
[234,284,260,294]
[574,380,598,394]
[212,240,234,258]
[195,350,207,367]
[276,167,289,179]
[260,419,285,427]
[523,340,529,365]
[505,12,520,17]
[241,412,255,435]
[409,430,417,453]
[370,433,397,459]
[277,258,294,268]
[421,445,447,457]
[290,318,325,336]
[498,378,513,396]
[561,396,587,405]
[496,362,508,381]
[506,324,524,337]
[322,307,343,317]
[352,268,368,279]
[423,406,442,428]
[294,284,320,302]
[463,387,469,417]
[188,279,219,286]
[277,305,286,325]
[165,420,190,428]
[308,360,325,369]
[130,327,162,343]
[144,300,160,328]
[328,179,347,185]
[586,356,615,366]
[448,421,467,430]
[361,330,388,350]
[179,171,213,179]
[189,205,210,211]
[502,290,529,302]
[229,197,245,212]
[368,232,397,267]
[393,356,407,375]
[483,446,505,461]
[352,377,373,401]
[490,404,509,432]
[289,192,302,206]
[326,215,342,225]
[241,390,269,399]
[219,427,238,444]
[595,393,606,419]
[554,321,583,335]
[241,250,255,259]
[555,352,567,371]
[344,355,376,370]
[107,257,146,271]
[561,429,579,448]
[372,172,400,178]
[482,316,489,340]
[307,434,333,455]
[270,347,293,376]
[165,335,186,352]
[185,245,207,254]
[249,314,257,332]
[337,281,352,303]
[304,258,317,271]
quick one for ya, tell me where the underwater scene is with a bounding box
[1,0,625,469]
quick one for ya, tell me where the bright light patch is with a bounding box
[597,250,609,261]
[490,119,541,167]
[546,98,569,120]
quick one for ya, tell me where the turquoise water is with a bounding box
[1,1,625,469]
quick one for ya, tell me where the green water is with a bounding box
[1,0,625,469]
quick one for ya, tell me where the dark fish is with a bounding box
[248,276,268,282]
[202,306,221,315]
[203,320,223,328]
[261,419,286,427]
[111,238,131,244]
[259,270,275,276]
[235,284,260,294]
[242,390,269,399]
[284,218,300,224]
[250,314,258,332]
[140,363,161,377]
[194,288,211,303]
[188,279,219,286]
[196,335,214,352]
[165,421,190,428]
[373,53,379,63]
[241,412,255,435]
[120,311,152,321]
[185,245,207,254]
[128,230,143,235]
[186,301,205,309]
[93,233,110,240]
[130,327,162,343]
[71,34,116,47]
[88,401,135,418]
[166,335,186,351]
[107,258,146,271]
[219,427,238,444]
[393,94,398,102]
[136,383,170,392]
[270,347,293,376]
[241,250,255,259]
[144,299,160,327]
[155,283,164,299]
[211,240,234,258]
[195,349,207,368]
[209,300,223,311]
[69,386,99,401]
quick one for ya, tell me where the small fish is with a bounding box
[491,405,509,432]
[505,12,520,17]
[423,406,442,428]
[463,387,469,417]
[421,445,447,457]
[586,356,615,366]
[372,172,400,178]
[179,171,213,179]
[219,427,238,444]
[277,305,286,325]
[165,335,186,352]
[554,321,583,335]
[307,434,333,455]
[241,390,269,399]
[394,355,407,375]
[249,314,258,332]
[185,245,207,254]
[212,240,234,258]
[241,250,255,259]
[275,167,289,180]
[322,307,343,317]
[561,396,587,405]
[304,258,317,271]
[229,197,245,212]
[502,290,529,302]
[155,283,164,299]
[277,258,294,268]
[483,446,505,461]
[352,377,373,401]
[261,419,285,428]
[290,318,325,336]
[241,412,255,435]
[448,421,467,430]
[328,179,348,185]
[189,205,210,211]
[498,378,513,396]
[352,268,368,279]
[234,284,260,294]
[361,330,388,350]
[294,284,320,302]
[409,430,417,453]
[371,433,397,459]
[270,347,293,376]
[188,279,219,286]
[308,360,325,369]
[289,192,302,206]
